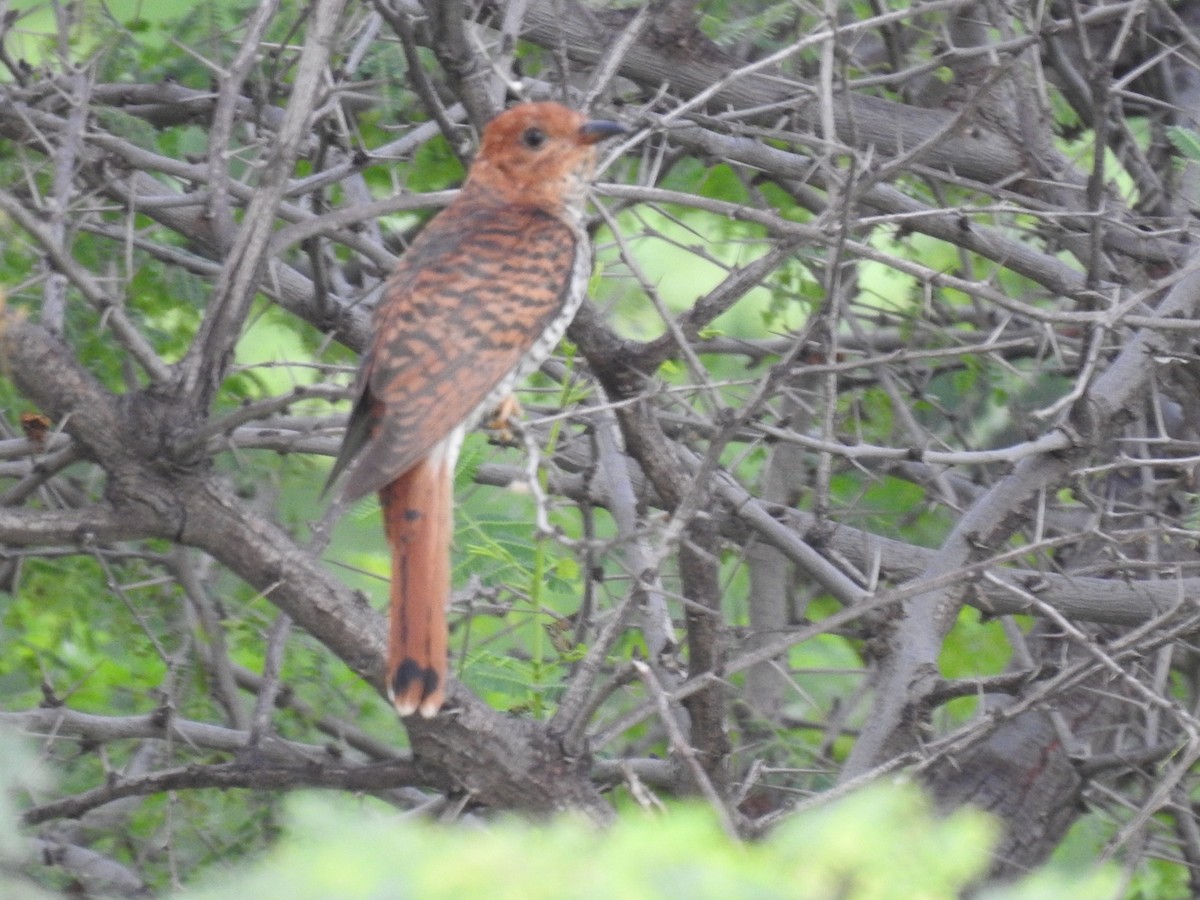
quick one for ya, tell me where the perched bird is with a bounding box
[326,102,626,717]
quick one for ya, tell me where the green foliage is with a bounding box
[786,631,863,696]
[1123,857,1192,900]
[938,610,1016,724]
[179,781,1119,900]
[0,733,55,899]
[700,2,798,50]
[1166,126,1200,163]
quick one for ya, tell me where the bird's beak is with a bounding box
[578,118,628,144]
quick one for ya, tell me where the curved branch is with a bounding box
[1,312,613,821]
[22,758,422,826]
[0,707,346,767]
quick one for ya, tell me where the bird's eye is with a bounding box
[520,127,547,150]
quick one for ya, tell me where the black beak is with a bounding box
[579,118,629,144]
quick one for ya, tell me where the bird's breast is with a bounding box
[468,224,592,431]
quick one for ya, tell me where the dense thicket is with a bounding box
[2,1,1199,894]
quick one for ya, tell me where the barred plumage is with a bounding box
[327,103,625,717]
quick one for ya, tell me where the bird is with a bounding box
[325,102,626,718]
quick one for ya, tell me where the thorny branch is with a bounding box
[2,0,1200,889]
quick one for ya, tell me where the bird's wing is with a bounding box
[330,203,579,502]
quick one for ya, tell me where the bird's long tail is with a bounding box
[379,456,451,717]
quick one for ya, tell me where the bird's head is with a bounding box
[468,102,626,216]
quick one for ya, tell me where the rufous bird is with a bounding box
[326,102,626,717]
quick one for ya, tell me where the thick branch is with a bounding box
[1,312,612,821]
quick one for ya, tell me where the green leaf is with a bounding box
[1167,126,1200,161]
